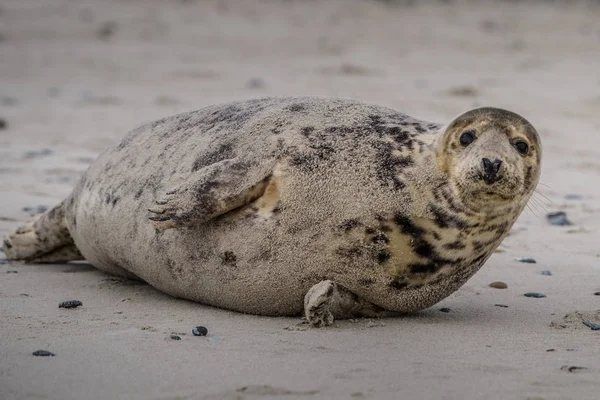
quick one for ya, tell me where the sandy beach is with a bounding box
[1,0,600,399]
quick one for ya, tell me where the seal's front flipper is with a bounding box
[3,199,83,263]
[304,280,399,327]
[148,158,274,230]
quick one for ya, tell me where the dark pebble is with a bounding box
[59,300,83,309]
[22,205,49,214]
[547,211,572,226]
[20,293,29,296]
[594,292,600,296]
[170,334,181,340]
[246,78,266,89]
[546,349,555,352]
[494,304,509,308]
[515,258,536,264]
[582,321,600,331]
[6,270,17,273]
[439,308,451,313]
[541,270,552,276]
[524,292,546,298]
[0,118,6,130]
[561,366,587,373]
[33,350,55,357]
[192,326,209,336]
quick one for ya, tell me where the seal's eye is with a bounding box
[459,131,476,147]
[514,140,529,155]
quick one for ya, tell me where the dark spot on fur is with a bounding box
[339,219,362,232]
[371,232,390,244]
[409,262,438,274]
[220,251,237,267]
[365,227,376,235]
[134,188,144,199]
[429,204,468,229]
[300,127,315,136]
[394,213,426,237]
[380,224,392,232]
[358,278,374,286]
[443,240,466,250]
[414,242,434,258]
[389,279,408,290]
[377,249,391,263]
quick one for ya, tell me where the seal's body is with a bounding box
[3,97,541,326]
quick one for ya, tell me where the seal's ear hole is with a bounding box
[459,131,476,147]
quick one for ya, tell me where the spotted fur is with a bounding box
[2,97,541,319]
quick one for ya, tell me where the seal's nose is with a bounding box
[481,157,503,184]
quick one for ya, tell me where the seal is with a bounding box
[3,97,541,326]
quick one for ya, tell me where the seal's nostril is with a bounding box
[482,158,502,174]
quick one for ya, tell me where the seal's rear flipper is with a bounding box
[148,157,275,231]
[2,199,83,263]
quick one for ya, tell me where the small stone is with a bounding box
[489,281,508,289]
[582,321,600,331]
[594,292,600,296]
[192,326,208,336]
[33,350,55,357]
[59,300,83,309]
[541,270,552,276]
[246,78,265,89]
[6,270,17,273]
[20,293,29,296]
[546,349,555,352]
[22,205,49,214]
[524,292,546,298]
[515,257,536,264]
[0,118,6,130]
[547,211,572,226]
[170,334,181,340]
[561,366,587,373]
[439,308,451,313]
[494,304,509,308]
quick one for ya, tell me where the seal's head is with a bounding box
[436,107,541,212]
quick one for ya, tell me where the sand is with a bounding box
[1,0,600,399]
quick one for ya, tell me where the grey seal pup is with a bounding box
[3,97,541,326]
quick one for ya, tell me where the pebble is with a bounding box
[594,292,600,296]
[582,321,600,331]
[246,78,266,89]
[494,304,509,308]
[169,334,181,340]
[0,118,6,130]
[546,349,555,352]
[561,366,587,373]
[23,149,53,159]
[22,205,49,214]
[541,270,552,276]
[6,270,17,273]
[489,281,508,289]
[192,326,208,336]
[524,292,546,298]
[32,350,55,357]
[515,257,536,264]
[547,211,572,226]
[59,300,83,309]
[439,308,451,313]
